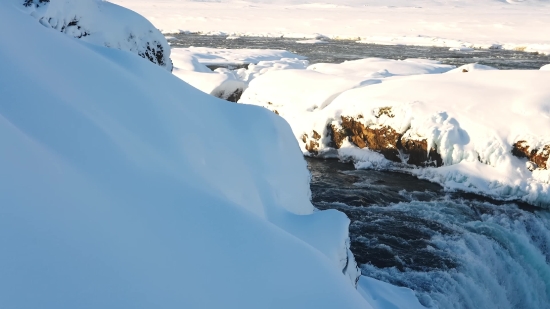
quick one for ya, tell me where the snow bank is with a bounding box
[172,47,305,67]
[446,63,498,73]
[21,0,172,71]
[357,276,426,309]
[111,0,550,54]
[240,62,550,207]
[235,57,310,84]
[308,58,454,78]
[170,47,308,99]
[239,58,455,146]
[0,3,372,308]
[171,52,245,101]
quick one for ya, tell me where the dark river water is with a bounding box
[307,158,550,309]
[168,34,550,70]
[168,34,550,308]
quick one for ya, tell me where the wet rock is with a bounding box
[324,115,443,167]
[512,141,549,170]
[400,137,443,167]
[213,88,243,102]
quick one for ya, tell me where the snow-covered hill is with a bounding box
[0,2,382,308]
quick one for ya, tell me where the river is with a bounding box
[169,34,550,308]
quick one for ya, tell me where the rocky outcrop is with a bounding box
[319,115,442,167]
[512,141,549,170]
[302,130,321,155]
[212,88,243,102]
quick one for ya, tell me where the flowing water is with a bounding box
[168,34,550,308]
[168,34,550,70]
[308,158,550,309]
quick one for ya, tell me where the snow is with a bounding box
[110,0,550,54]
[171,52,245,100]
[297,39,329,44]
[239,62,550,207]
[358,276,426,309]
[446,63,498,73]
[23,0,172,71]
[171,47,305,67]
[308,58,454,78]
[0,2,374,308]
[169,48,308,96]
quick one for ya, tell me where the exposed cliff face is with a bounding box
[22,0,172,71]
[512,141,550,170]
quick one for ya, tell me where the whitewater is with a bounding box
[309,158,550,309]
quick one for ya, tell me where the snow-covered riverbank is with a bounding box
[111,0,550,54]
[166,45,550,207]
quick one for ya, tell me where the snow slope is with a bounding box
[111,0,550,54]
[23,0,172,71]
[0,2,374,308]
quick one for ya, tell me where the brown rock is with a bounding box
[512,141,549,169]
[305,140,319,154]
[326,115,444,167]
[328,124,347,149]
[312,130,321,140]
[400,137,443,167]
[301,134,308,144]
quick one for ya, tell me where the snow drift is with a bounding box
[239,61,550,207]
[22,0,172,71]
[0,2,372,308]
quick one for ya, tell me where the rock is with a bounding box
[400,136,443,167]
[302,130,322,154]
[212,88,243,102]
[512,141,549,170]
[325,115,443,167]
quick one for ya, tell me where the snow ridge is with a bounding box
[21,0,172,71]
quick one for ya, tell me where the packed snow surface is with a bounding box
[0,2,380,308]
[111,0,550,54]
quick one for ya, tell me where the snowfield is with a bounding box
[111,0,550,54]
